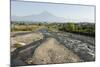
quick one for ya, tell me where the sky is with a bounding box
[11,0,95,22]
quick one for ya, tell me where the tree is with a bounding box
[65,23,76,32]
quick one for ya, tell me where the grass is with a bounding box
[11,25,40,31]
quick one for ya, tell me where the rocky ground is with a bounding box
[11,28,95,66]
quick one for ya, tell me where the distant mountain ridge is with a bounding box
[11,11,68,22]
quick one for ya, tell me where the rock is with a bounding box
[63,38,95,61]
[32,38,80,64]
[18,42,26,46]
[13,42,26,48]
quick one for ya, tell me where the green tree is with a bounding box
[65,23,76,32]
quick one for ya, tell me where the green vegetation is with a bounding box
[11,21,95,37]
[58,22,95,36]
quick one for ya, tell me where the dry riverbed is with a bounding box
[11,29,95,66]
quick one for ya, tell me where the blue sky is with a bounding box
[11,1,95,22]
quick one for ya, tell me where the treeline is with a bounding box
[11,21,95,37]
[58,23,95,37]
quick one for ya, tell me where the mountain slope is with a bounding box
[11,11,67,22]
